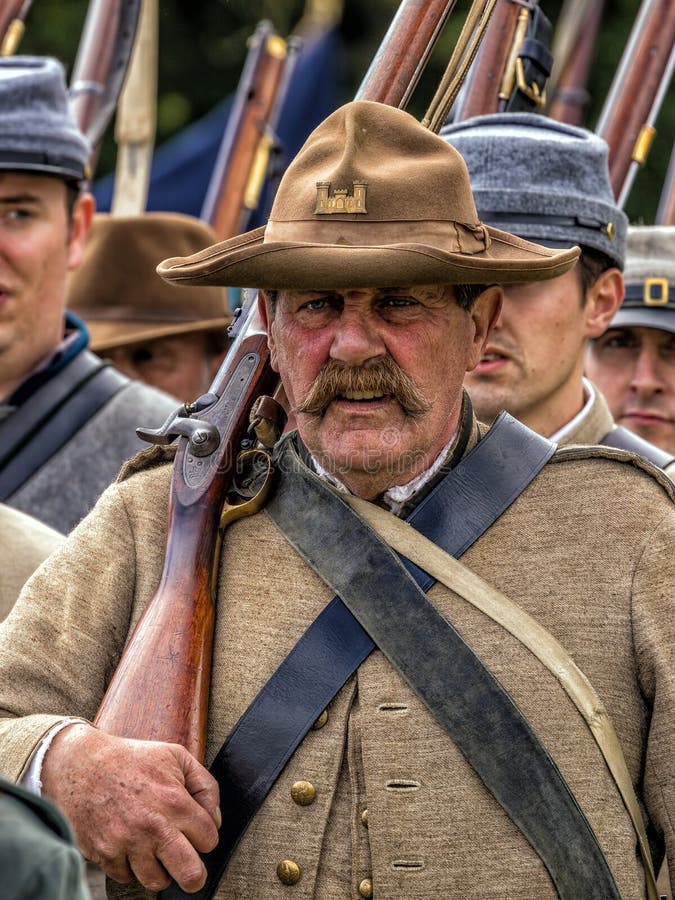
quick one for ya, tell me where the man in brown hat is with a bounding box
[0,101,672,900]
[68,213,231,403]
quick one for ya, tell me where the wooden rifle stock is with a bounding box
[547,0,604,126]
[201,21,300,241]
[95,297,277,759]
[0,0,32,56]
[95,0,458,762]
[595,0,675,207]
[69,0,142,174]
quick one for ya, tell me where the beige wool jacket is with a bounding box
[561,385,675,479]
[0,503,63,621]
[0,420,673,900]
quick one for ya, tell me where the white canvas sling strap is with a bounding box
[344,493,660,900]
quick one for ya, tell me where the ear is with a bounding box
[66,191,95,271]
[466,286,502,371]
[583,268,623,339]
[258,290,279,372]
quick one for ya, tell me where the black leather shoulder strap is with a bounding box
[600,425,675,470]
[0,351,129,501]
[262,431,620,900]
[162,416,583,900]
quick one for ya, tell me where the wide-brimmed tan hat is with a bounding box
[157,101,579,290]
[68,213,231,352]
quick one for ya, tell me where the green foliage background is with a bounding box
[19,0,674,223]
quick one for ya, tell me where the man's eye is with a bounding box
[2,208,32,223]
[599,332,636,350]
[131,347,156,366]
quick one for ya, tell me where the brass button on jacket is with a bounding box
[358,877,374,898]
[277,860,301,885]
[291,780,317,806]
[277,859,302,884]
[312,709,328,729]
[361,808,369,828]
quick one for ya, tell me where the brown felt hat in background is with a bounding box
[68,213,231,352]
[157,101,580,291]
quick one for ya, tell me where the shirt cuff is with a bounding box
[21,718,90,796]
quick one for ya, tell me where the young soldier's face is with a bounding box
[586,325,675,454]
[262,284,499,499]
[464,268,595,437]
[0,172,91,397]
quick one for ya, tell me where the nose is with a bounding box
[629,347,663,397]
[329,307,386,367]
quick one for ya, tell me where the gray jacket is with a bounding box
[7,378,177,533]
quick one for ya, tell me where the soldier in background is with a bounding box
[68,213,231,403]
[586,226,675,456]
[0,57,177,534]
[441,113,674,470]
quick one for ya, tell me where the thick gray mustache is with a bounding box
[298,357,431,417]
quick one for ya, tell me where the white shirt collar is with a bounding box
[310,430,458,514]
[549,378,595,443]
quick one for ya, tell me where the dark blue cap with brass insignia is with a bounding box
[611,225,675,333]
[0,56,90,183]
[440,112,627,269]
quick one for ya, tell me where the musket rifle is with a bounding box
[201,21,301,242]
[595,0,675,208]
[69,0,142,175]
[452,0,551,120]
[547,0,604,126]
[94,0,462,762]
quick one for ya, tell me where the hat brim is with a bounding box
[610,307,675,335]
[158,225,580,290]
[85,317,231,353]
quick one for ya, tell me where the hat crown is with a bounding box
[268,101,482,232]
[157,101,580,290]
[441,112,627,268]
[0,56,89,182]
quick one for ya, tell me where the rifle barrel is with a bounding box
[201,21,295,241]
[547,0,604,126]
[356,0,458,107]
[452,0,522,120]
[596,0,675,205]
[69,0,142,168]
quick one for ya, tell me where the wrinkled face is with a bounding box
[262,284,499,499]
[464,268,590,436]
[586,325,675,454]
[103,332,226,403]
[0,172,91,397]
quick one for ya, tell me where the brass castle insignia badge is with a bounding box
[315,181,367,214]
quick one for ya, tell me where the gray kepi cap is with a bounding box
[610,225,675,334]
[441,113,627,269]
[0,56,90,182]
